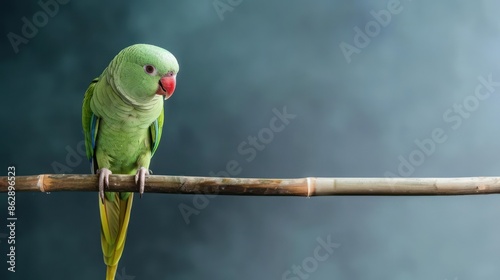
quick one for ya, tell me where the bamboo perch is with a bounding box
[1,174,500,196]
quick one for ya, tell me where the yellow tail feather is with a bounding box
[107,265,118,280]
[99,193,134,279]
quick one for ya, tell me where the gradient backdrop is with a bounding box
[2,0,500,279]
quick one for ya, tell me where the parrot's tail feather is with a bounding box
[99,193,134,275]
[106,265,118,280]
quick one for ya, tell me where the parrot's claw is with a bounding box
[97,168,112,203]
[135,167,149,198]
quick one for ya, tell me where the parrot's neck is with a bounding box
[91,77,163,129]
[105,70,158,111]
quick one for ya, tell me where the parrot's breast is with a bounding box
[90,80,163,174]
[96,121,152,174]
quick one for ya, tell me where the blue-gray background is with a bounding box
[1,0,500,279]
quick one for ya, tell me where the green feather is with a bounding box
[82,78,99,162]
[150,107,164,157]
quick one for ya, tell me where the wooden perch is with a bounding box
[1,174,500,196]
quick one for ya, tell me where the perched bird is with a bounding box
[82,44,179,280]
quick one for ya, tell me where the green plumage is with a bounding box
[82,44,178,280]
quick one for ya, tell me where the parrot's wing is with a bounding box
[82,78,100,173]
[150,106,164,157]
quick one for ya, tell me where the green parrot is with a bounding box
[82,44,179,280]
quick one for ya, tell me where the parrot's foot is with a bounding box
[135,167,149,198]
[97,168,112,203]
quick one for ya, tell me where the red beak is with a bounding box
[156,75,176,99]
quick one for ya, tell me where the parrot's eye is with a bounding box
[144,65,157,75]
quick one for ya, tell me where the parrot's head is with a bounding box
[108,44,179,104]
